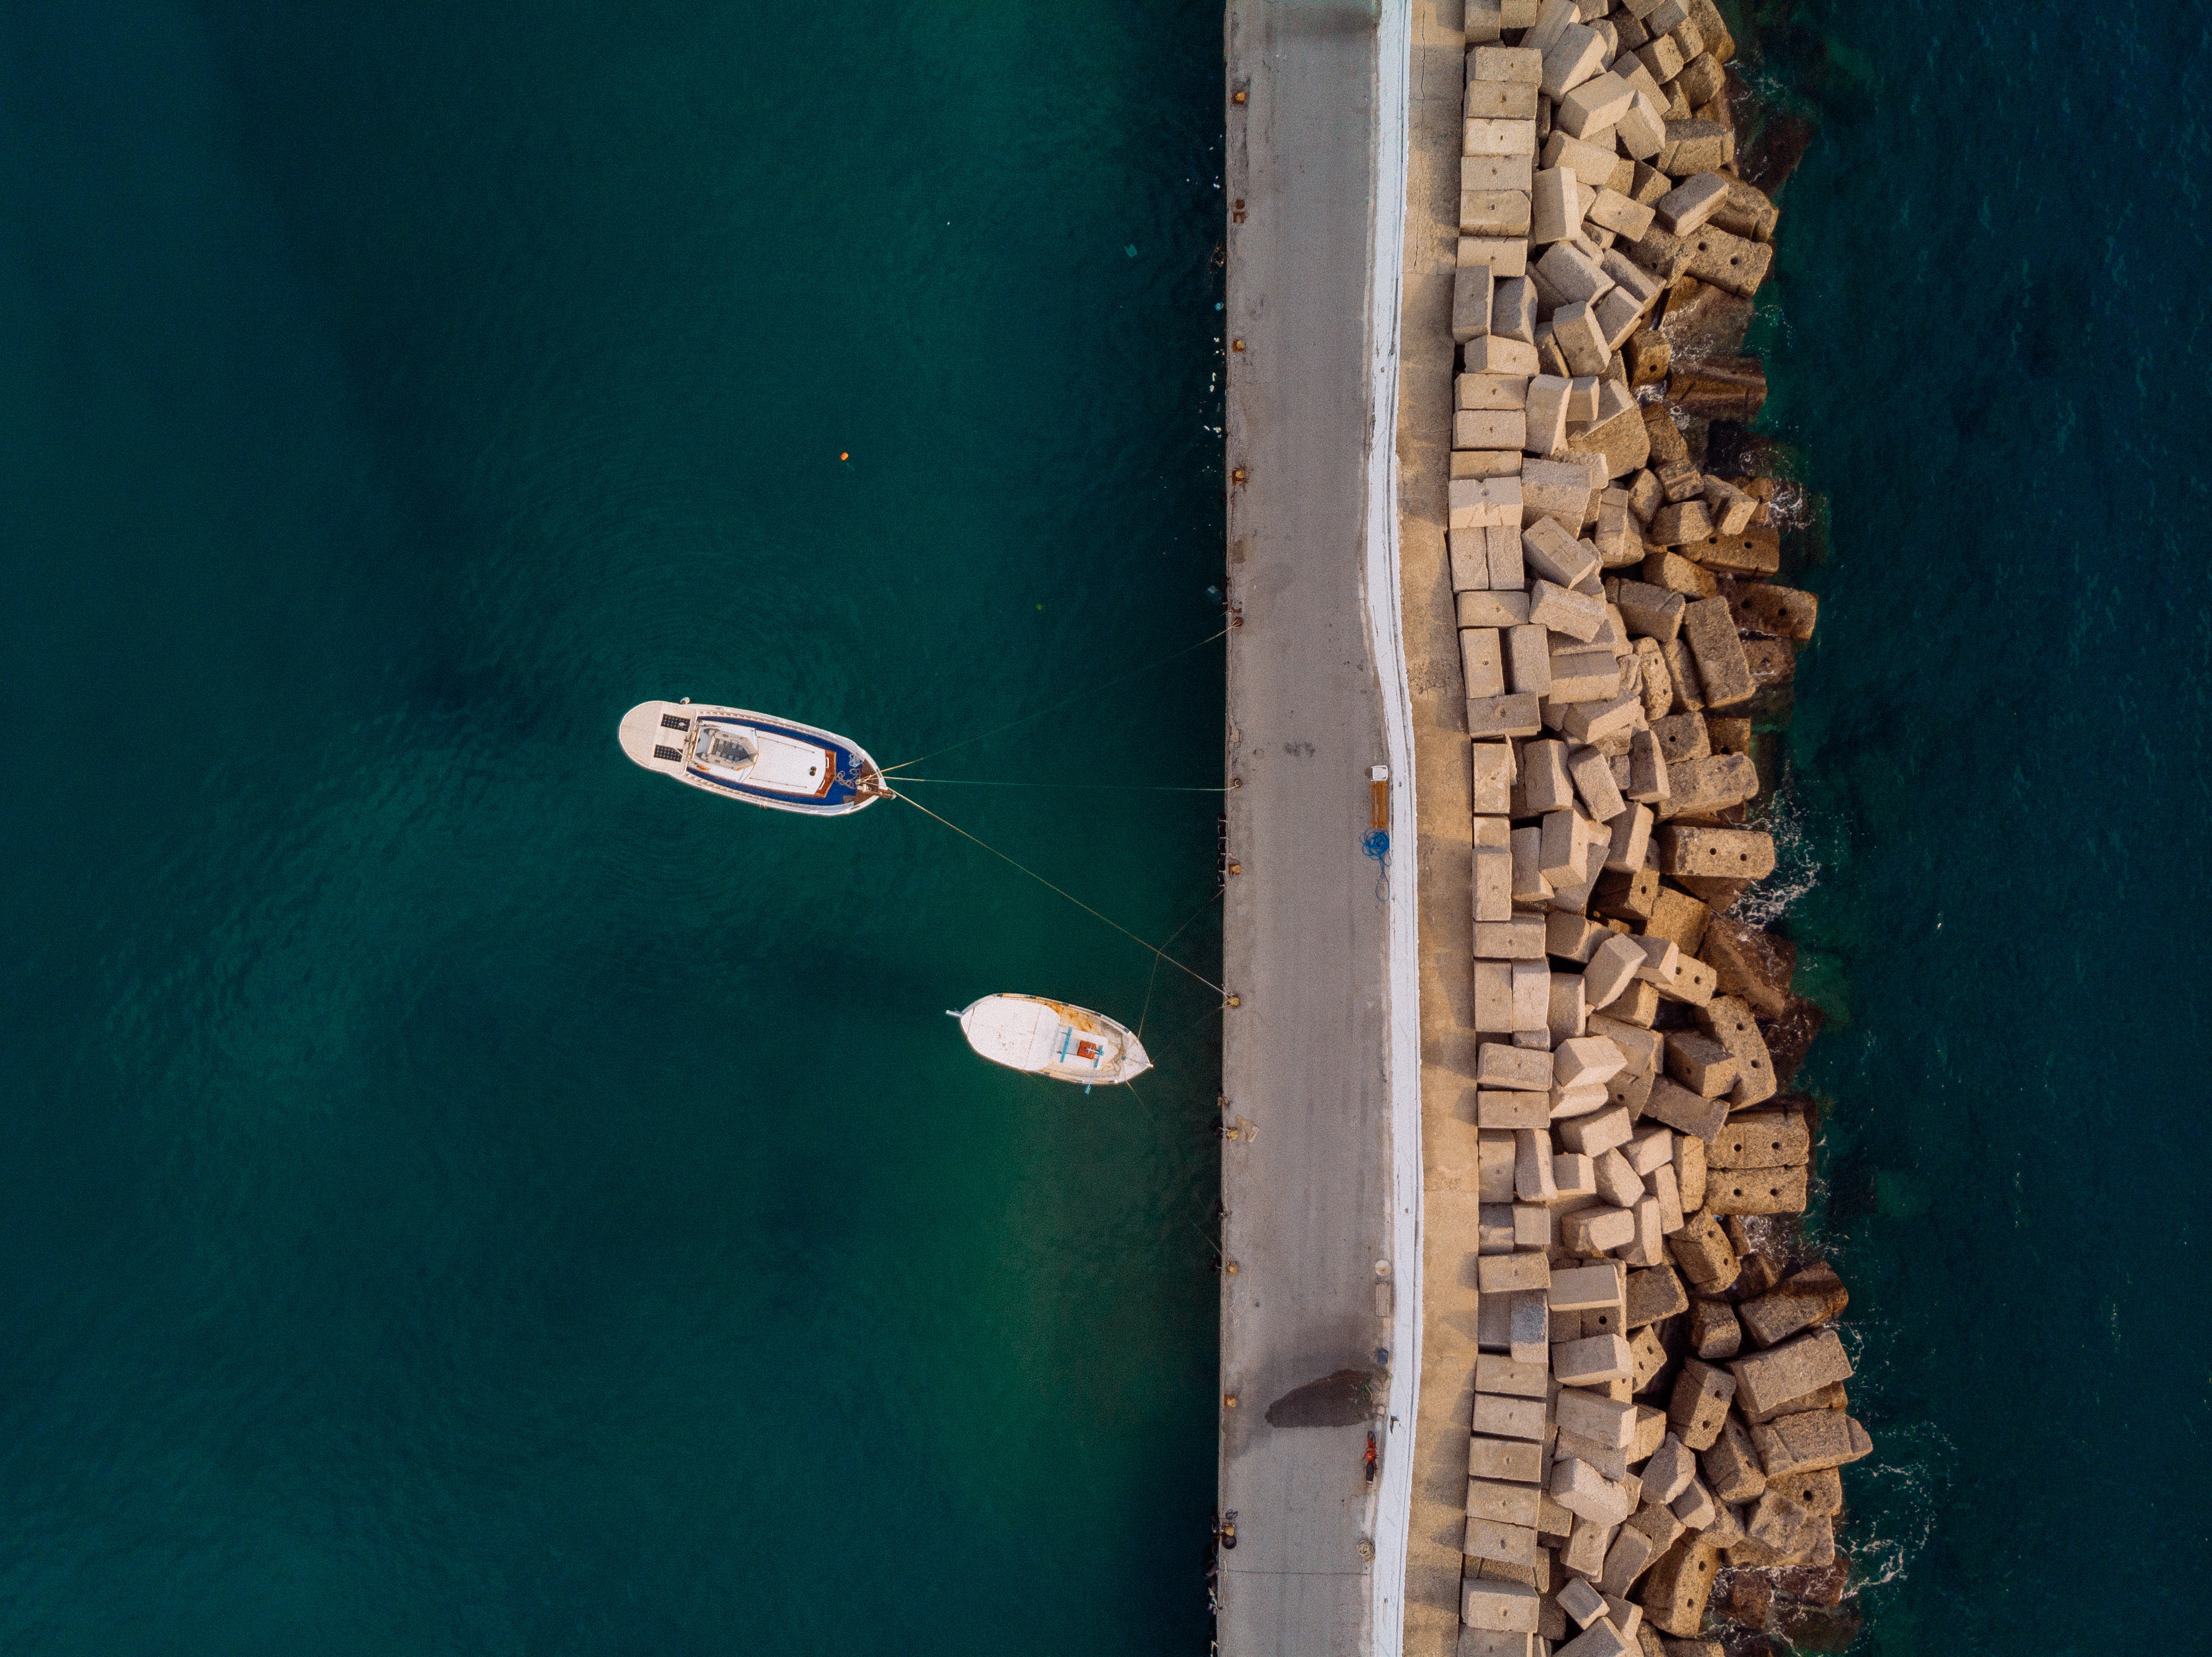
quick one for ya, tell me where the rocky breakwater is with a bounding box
[1429,2,1862,1654]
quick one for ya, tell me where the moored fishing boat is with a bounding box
[617,700,887,815]
[955,994,1152,1086]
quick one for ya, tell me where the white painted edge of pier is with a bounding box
[1363,2,1419,1653]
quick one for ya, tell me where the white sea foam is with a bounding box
[1764,477,1814,530]
[1839,1415,1953,1591]
[1733,1212,1799,1258]
[1743,777,1821,927]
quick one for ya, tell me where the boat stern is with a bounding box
[619,702,693,774]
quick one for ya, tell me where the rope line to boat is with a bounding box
[887,777,1226,791]
[1132,978,1246,1056]
[1137,893,1222,1039]
[887,790,1227,996]
[877,626,1228,776]
[1136,951,1163,1043]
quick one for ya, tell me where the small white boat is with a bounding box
[617,700,887,816]
[956,994,1153,1086]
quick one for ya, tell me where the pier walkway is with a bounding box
[1218,3,1396,1653]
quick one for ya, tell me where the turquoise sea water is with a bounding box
[1740,0,2212,1649]
[0,3,1226,1650]
[13,0,2197,1649]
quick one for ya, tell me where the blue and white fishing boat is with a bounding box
[956,994,1152,1086]
[617,700,887,816]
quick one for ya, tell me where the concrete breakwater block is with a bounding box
[1426,7,1868,1643]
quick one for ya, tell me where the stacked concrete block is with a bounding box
[1439,5,1857,1646]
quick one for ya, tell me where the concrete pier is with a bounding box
[1217,2,1393,1653]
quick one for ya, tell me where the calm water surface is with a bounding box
[14,1,2187,1650]
[0,3,1226,1650]
[1741,0,2211,1648]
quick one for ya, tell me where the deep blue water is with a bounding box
[0,3,1226,1651]
[1740,0,2212,1648]
[10,0,2195,1649]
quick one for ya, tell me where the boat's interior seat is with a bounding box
[698,728,756,769]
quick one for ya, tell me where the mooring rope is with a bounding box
[1136,949,1164,1042]
[891,776,1226,792]
[1137,893,1223,1038]
[889,789,1226,996]
[878,626,1228,776]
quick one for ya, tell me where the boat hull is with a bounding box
[617,701,884,816]
[957,994,1152,1086]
